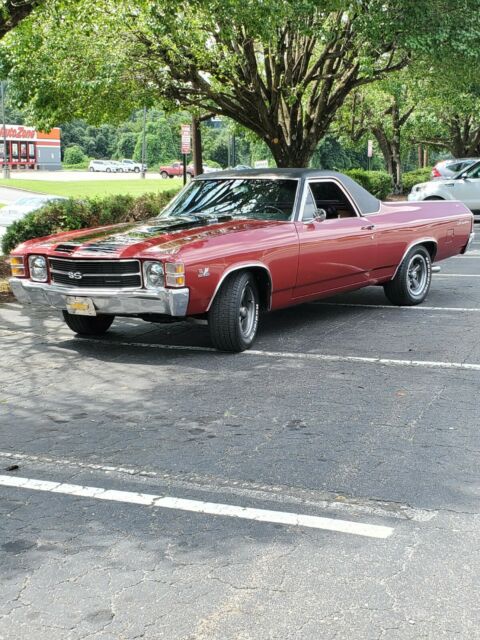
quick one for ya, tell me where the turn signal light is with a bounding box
[7,256,25,277]
[165,262,186,288]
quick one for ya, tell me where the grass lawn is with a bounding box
[0,178,183,198]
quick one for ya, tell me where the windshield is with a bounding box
[161,178,299,222]
[15,197,47,205]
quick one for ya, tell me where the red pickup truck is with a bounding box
[159,162,194,179]
[8,169,475,352]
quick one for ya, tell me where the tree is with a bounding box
[63,144,86,164]
[340,74,418,191]
[413,70,480,158]
[0,0,44,39]
[3,0,480,167]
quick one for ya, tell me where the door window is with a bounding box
[305,181,358,220]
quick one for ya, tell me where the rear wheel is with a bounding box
[160,171,169,179]
[62,311,114,335]
[384,245,432,306]
[134,167,140,173]
[208,271,259,352]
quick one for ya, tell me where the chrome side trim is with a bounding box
[9,279,189,317]
[392,238,438,279]
[206,262,273,312]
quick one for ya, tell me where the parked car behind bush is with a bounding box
[401,168,433,194]
[1,190,180,255]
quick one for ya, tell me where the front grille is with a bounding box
[48,258,141,289]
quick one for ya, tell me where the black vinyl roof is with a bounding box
[195,168,380,215]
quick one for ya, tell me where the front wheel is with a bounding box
[384,246,432,306]
[208,271,259,352]
[62,311,114,335]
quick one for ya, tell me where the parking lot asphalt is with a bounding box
[1,234,480,639]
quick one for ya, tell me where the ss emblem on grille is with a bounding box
[68,271,83,280]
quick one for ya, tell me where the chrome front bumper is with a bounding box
[9,279,189,317]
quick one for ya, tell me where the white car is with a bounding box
[119,159,146,172]
[0,196,68,226]
[88,159,119,173]
[408,160,480,221]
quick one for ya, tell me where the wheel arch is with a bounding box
[206,263,273,312]
[392,239,437,279]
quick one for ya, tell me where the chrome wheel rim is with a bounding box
[407,254,428,296]
[239,284,256,338]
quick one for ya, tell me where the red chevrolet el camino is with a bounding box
[8,169,475,351]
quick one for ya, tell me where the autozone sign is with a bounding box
[181,124,191,154]
[2,125,36,140]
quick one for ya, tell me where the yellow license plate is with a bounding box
[65,296,96,316]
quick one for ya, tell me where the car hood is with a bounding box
[21,216,287,259]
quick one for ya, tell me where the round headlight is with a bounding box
[143,261,164,288]
[28,255,48,282]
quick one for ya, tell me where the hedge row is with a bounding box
[2,190,179,255]
[401,168,432,194]
[344,169,392,199]
[345,168,433,198]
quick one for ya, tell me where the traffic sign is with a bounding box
[181,124,191,154]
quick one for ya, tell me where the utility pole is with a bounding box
[140,106,147,179]
[1,81,10,179]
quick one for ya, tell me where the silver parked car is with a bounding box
[119,159,146,172]
[431,158,478,179]
[0,196,68,226]
[409,160,480,221]
[88,159,119,173]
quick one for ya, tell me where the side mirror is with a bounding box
[313,208,327,222]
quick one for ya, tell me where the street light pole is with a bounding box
[140,106,147,179]
[1,80,10,179]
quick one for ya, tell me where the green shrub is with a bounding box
[344,169,392,199]
[2,190,179,255]
[401,168,432,194]
[63,145,87,165]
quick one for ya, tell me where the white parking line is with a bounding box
[450,253,480,257]
[0,475,393,539]
[1,328,479,372]
[315,302,480,312]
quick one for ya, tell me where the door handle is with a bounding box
[361,224,375,230]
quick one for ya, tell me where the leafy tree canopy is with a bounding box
[2,0,480,166]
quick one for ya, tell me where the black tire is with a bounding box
[384,245,432,306]
[209,271,259,352]
[134,167,140,173]
[424,196,444,200]
[106,168,111,173]
[62,311,114,335]
[88,167,94,172]
[160,171,169,179]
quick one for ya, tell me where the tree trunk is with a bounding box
[191,116,203,176]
